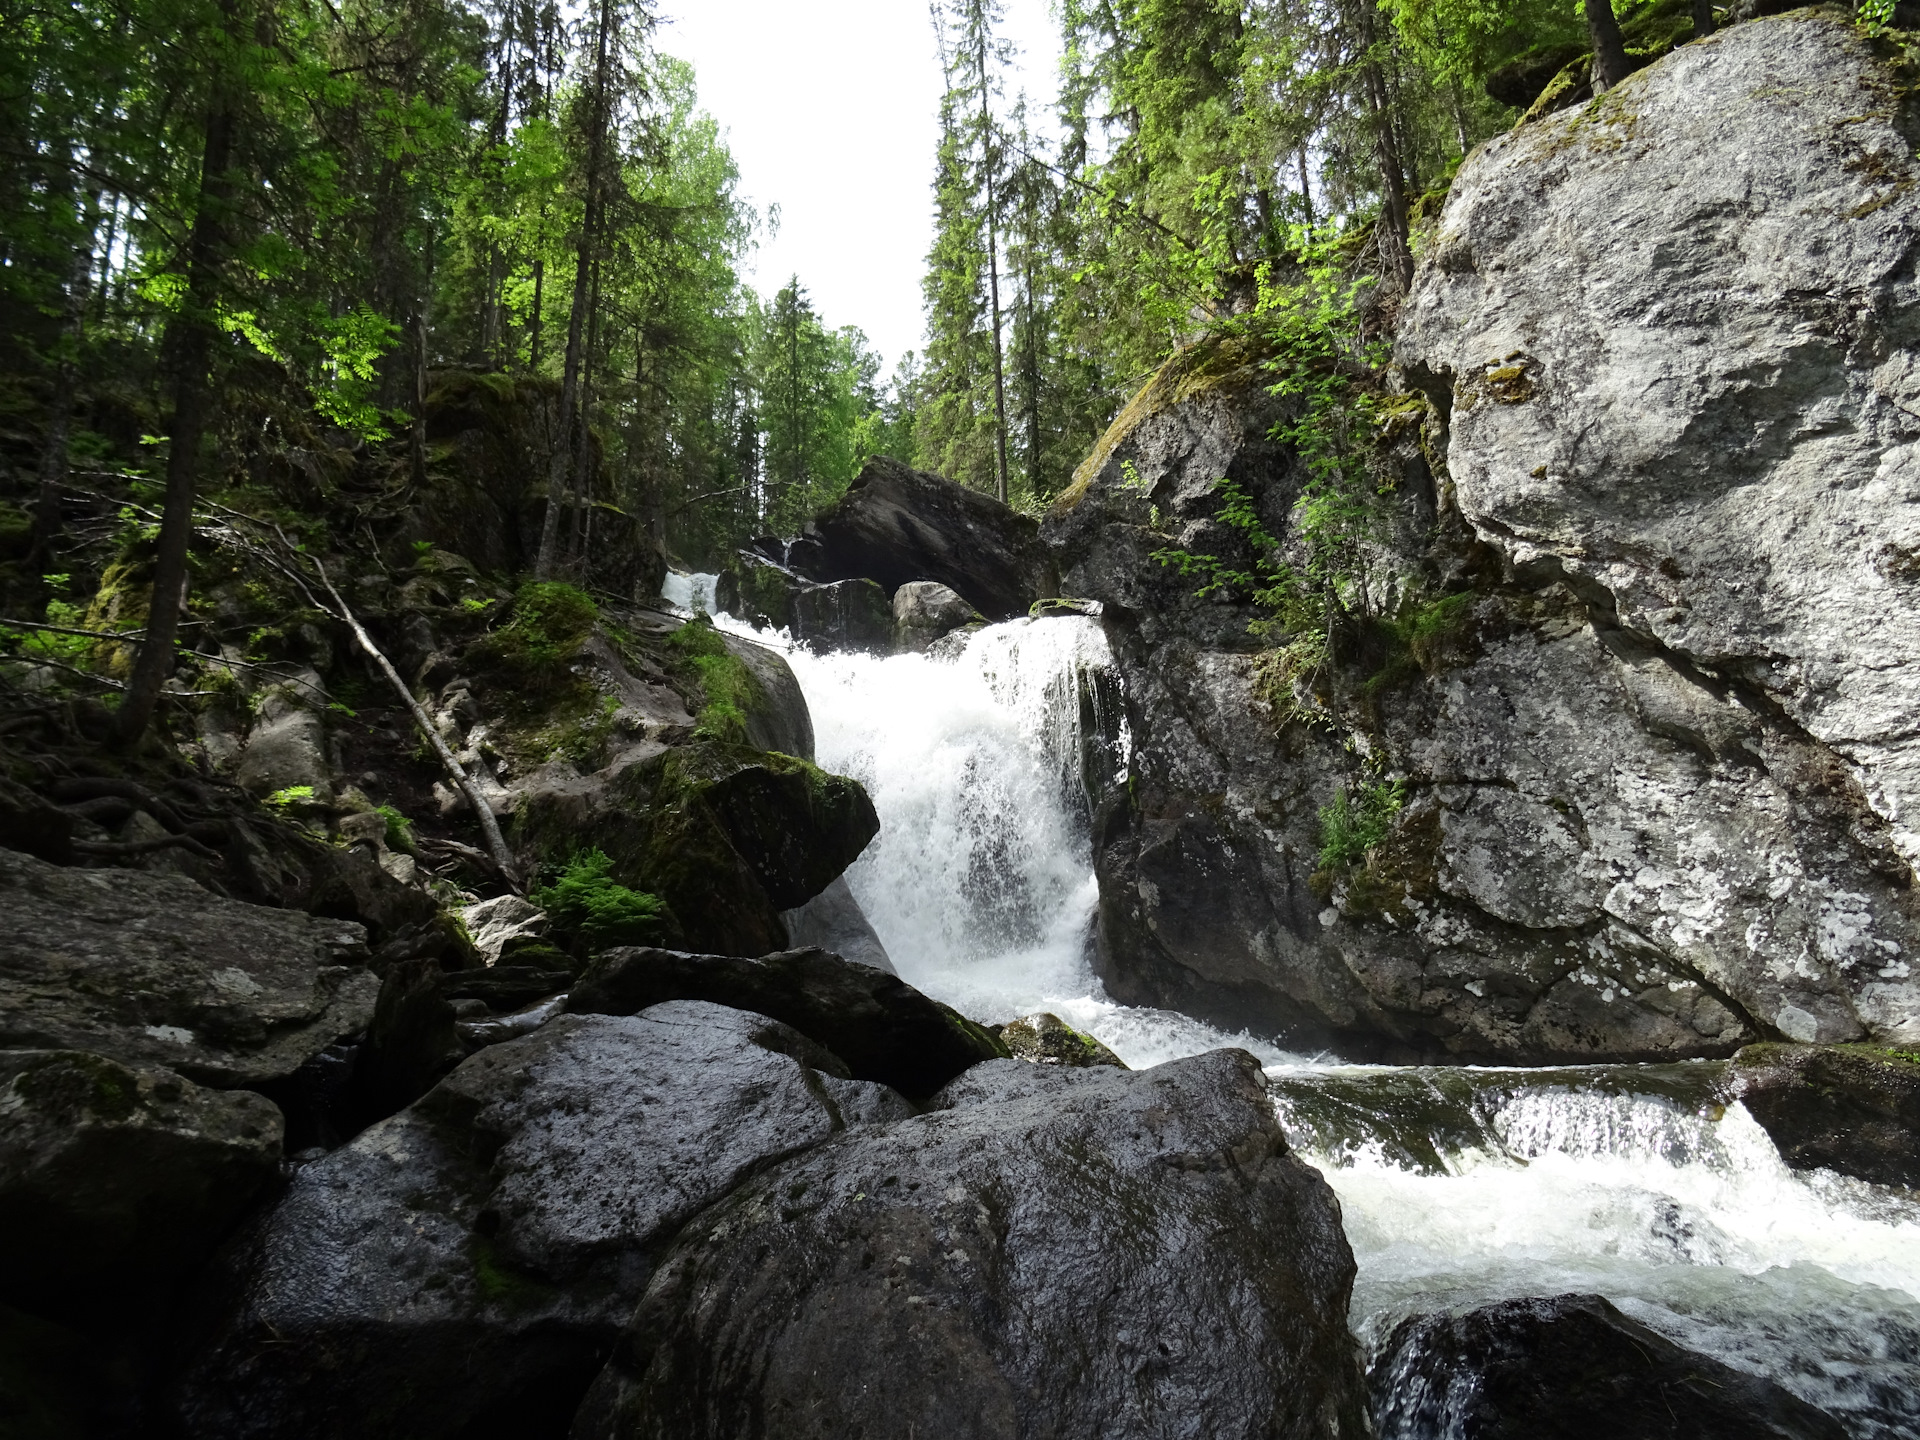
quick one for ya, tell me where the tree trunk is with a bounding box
[113,93,237,746]
[535,0,613,579]
[411,224,434,485]
[1693,0,1715,38]
[1587,0,1632,92]
[529,253,544,368]
[979,42,1010,506]
[33,151,102,568]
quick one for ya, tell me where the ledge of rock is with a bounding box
[568,945,1005,1099]
[1732,1042,1920,1190]
[574,1048,1368,1440]
[0,847,378,1088]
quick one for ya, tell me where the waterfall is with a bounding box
[661,569,718,614]
[670,578,1920,1439]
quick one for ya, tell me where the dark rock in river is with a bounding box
[1370,1292,1847,1440]
[173,1002,910,1440]
[893,579,982,652]
[0,846,378,1088]
[1732,1043,1920,1190]
[791,576,894,653]
[573,1049,1369,1440]
[779,874,895,975]
[568,945,1005,1099]
[0,1049,282,1321]
[787,456,1056,621]
[721,627,816,756]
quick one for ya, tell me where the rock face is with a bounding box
[568,946,1005,1099]
[174,1003,912,1440]
[574,1049,1369,1440]
[1050,15,1920,1061]
[1370,1293,1847,1440]
[0,1050,282,1319]
[1396,13,1920,1045]
[1732,1042,1920,1189]
[779,874,896,974]
[788,456,1056,621]
[0,846,378,1087]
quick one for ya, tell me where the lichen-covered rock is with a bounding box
[0,847,378,1087]
[999,1011,1126,1069]
[568,945,1005,1099]
[573,1049,1368,1440]
[173,1002,911,1440]
[1732,1042,1920,1190]
[1397,13,1920,1043]
[788,456,1057,621]
[1047,15,1920,1061]
[0,1050,282,1318]
[1370,1293,1847,1440]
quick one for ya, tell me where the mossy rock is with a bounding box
[1732,1041,1920,1189]
[514,740,878,958]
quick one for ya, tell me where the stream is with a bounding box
[674,584,1920,1438]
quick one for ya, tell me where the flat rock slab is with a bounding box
[1732,1042,1920,1190]
[575,1049,1368,1440]
[1370,1292,1847,1440]
[174,1002,910,1440]
[568,946,1007,1098]
[0,846,376,1087]
[0,1049,282,1318]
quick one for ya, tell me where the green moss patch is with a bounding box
[665,617,767,744]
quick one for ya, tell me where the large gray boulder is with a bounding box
[0,1049,282,1319]
[1047,13,1920,1062]
[0,847,378,1087]
[174,1002,911,1440]
[893,579,981,652]
[1397,13,1920,1046]
[574,1049,1369,1440]
[778,874,896,974]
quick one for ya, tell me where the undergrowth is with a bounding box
[1317,776,1408,871]
[532,848,671,953]
[468,581,597,687]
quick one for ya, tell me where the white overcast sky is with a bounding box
[657,0,1064,377]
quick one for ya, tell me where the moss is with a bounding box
[665,616,767,743]
[467,581,598,687]
[471,1237,555,1309]
[11,1052,141,1123]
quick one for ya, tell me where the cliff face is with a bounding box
[1054,11,1920,1061]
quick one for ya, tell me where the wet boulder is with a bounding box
[515,740,879,958]
[720,629,815,756]
[790,577,894,653]
[998,1011,1126,1069]
[788,456,1056,621]
[779,874,895,975]
[573,1048,1369,1440]
[0,847,378,1088]
[893,579,981,653]
[0,1050,282,1320]
[568,945,1006,1099]
[1370,1292,1847,1440]
[173,1002,911,1440]
[1732,1043,1920,1190]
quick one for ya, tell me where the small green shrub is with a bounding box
[532,848,671,952]
[376,805,416,854]
[1318,777,1407,870]
[265,785,318,808]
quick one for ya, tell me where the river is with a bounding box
[675,584,1920,1439]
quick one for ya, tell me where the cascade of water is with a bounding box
[671,585,1920,1438]
[661,570,718,614]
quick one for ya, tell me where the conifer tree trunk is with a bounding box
[33,154,102,568]
[1587,0,1632,92]
[114,53,239,746]
[978,37,1009,505]
[1692,0,1715,38]
[536,0,615,578]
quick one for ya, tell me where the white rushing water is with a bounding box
[671,582,1920,1438]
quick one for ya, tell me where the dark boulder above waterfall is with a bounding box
[1732,1043,1920,1191]
[785,455,1057,620]
[572,1049,1370,1440]
[568,944,1006,1099]
[1370,1292,1848,1440]
[173,1003,912,1440]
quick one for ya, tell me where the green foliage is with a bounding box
[468,582,598,687]
[532,848,671,952]
[265,785,318,808]
[376,805,417,855]
[665,616,762,743]
[1318,777,1408,870]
